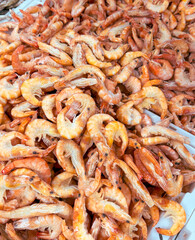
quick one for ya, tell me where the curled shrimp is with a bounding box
[137,147,168,191]
[86,192,132,223]
[104,121,128,157]
[2,157,51,184]
[82,44,112,68]
[141,125,190,144]
[72,43,87,68]
[113,59,138,83]
[182,170,195,186]
[71,34,104,61]
[38,41,72,66]
[168,140,195,170]
[56,87,82,114]
[21,76,59,106]
[123,76,141,94]
[0,202,72,220]
[87,114,114,157]
[116,101,142,126]
[42,94,57,122]
[14,215,63,239]
[169,94,195,115]
[114,159,154,207]
[52,172,79,198]
[145,0,169,13]
[120,51,149,66]
[158,145,179,160]
[158,152,183,197]
[152,195,186,236]
[102,44,129,61]
[25,119,60,146]
[57,93,96,139]
[0,131,55,161]
[149,59,174,80]
[55,65,106,90]
[129,87,167,119]
[73,194,95,240]
[174,62,195,88]
[11,101,37,118]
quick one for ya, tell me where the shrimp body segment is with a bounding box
[57,93,96,139]
[152,195,186,236]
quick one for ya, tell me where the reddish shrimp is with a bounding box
[149,59,173,80]
[2,157,51,184]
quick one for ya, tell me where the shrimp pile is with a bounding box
[0,0,194,239]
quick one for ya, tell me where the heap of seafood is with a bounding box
[0,0,194,239]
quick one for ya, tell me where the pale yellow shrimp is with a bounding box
[82,44,112,68]
[120,51,149,66]
[35,65,68,77]
[0,39,9,49]
[102,44,129,60]
[21,77,59,106]
[80,129,93,155]
[114,159,154,207]
[156,19,171,45]
[123,76,141,94]
[11,101,37,118]
[149,59,174,80]
[108,22,129,43]
[87,114,114,157]
[152,195,186,236]
[168,140,195,170]
[50,34,72,54]
[25,119,60,146]
[2,157,51,184]
[38,21,63,42]
[66,77,97,88]
[169,94,195,115]
[135,97,156,113]
[104,121,128,157]
[141,125,190,144]
[72,43,87,68]
[102,186,129,213]
[158,152,183,197]
[86,192,132,223]
[71,34,104,61]
[56,87,82,114]
[174,64,195,88]
[38,41,72,66]
[5,223,22,240]
[56,140,76,173]
[129,87,167,119]
[14,215,63,239]
[145,0,169,13]
[100,215,132,240]
[0,131,55,161]
[56,139,85,179]
[0,41,21,55]
[113,59,138,83]
[55,65,106,90]
[73,194,95,240]
[52,172,79,198]
[57,93,96,139]
[116,101,142,126]
[103,63,121,77]
[0,202,72,220]
[140,137,169,145]
[42,94,57,123]
[0,74,22,100]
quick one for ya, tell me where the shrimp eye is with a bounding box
[134,198,139,202]
[87,107,90,111]
[105,153,108,157]
[102,214,106,218]
[175,162,180,165]
[136,146,139,149]
[33,151,38,154]
[141,200,144,203]
[118,186,121,190]
[78,193,81,197]
[100,158,103,162]
[38,33,41,37]
[115,181,118,184]
[126,220,130,223]
[59,76,63,78]
[135,142,137,145]
[160,156,163,159]
[176,49,180,53]
[29,176,35,182]
[50,191,54,194]
[39,63,43,65]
